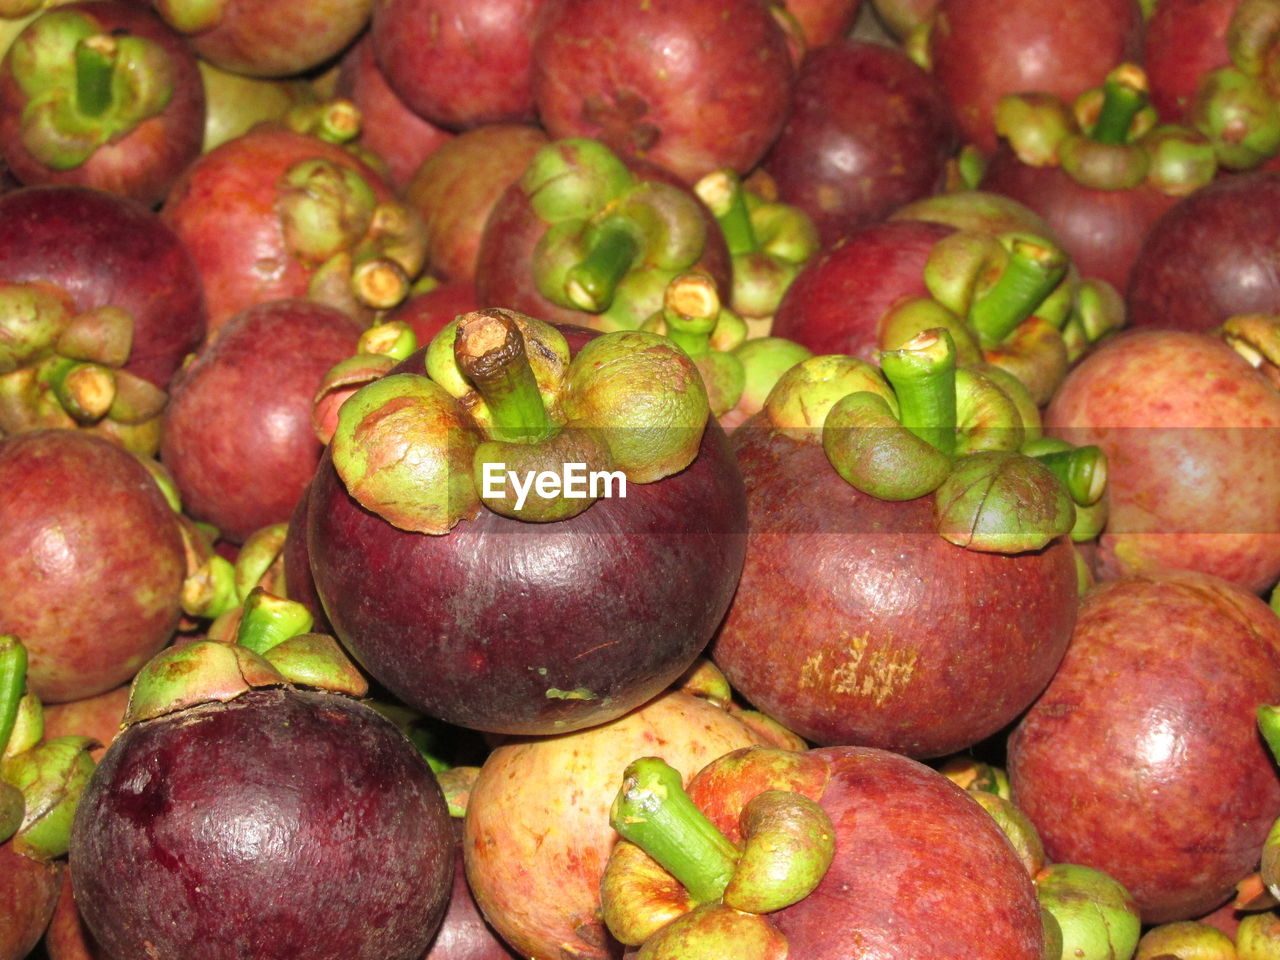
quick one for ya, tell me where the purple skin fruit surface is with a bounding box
[69,687,454,960]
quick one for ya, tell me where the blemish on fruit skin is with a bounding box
[545,687,598,700]
[799,633,918,706]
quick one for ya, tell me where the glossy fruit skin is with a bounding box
[473,156,732,331]
[1007,570,1280,924]
[711,419,1078,757]
[404,124,548,287]
[1142,0,1234,123]
[928,0,1144,155]
[1045,328,1280,594]
[687,746,1046,959]
[1127,170,1280,332]
[0,185,206,390]
[769,218,954,361]
[0,430,185,703]
[152,0,373,78]
[0,1,205,207]
[463,690,770,960]
[530,0,794,184]
[159,298,364,543]
[70,687,454,960]
[307,373,748,734]
[371,0,541,131]
[0,842,62,960]
[160,125,401,335]
[762,39,956,248]
[334,34,454,191]
[981,148,1179,294]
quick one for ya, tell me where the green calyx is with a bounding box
[0,282,165,456]
[1022,438,1108,507]
[0,636,27,761]
[765,354,898,442]
[0,636,97,860]
[1060,278,1126,364]
[693,169,818,324]
[822,390,953,501]
[175,512,238,621]
[642,271,773,419]
[1035,864,1142,960]
[153,0,226,35]
[278,158,379,264]
[609,757,741,906]
[819,329,960,502]
[999,63,1221,195]
[1054,64,1158,189]
[801,330,1081,553]
[995,91,1078,167]
[1020,436,1110,543]
[1259,703,1280,763]
[602,750,834,958]
[1228,0,1280,78]
[938,756,1012,799]
[879,328,959,456]
[1137,921,1240,959]
[917,230,1074,404]
[527,139,708,324]
[329,372,483,535]
[521,137,635,222]
[2,734,96,860]
[609,762,831,920]
[934,450,1076,553]
[12,10,175,170]
[332,308,711,531]
[971,236,1069,345]
[170,491,287,627]
[312,322,420,446]
[285,97,362,146]
[473,426,616,523]
[921,231,1070,343]
[125,590,368,727]
[1079,63,1152,146]
[969,792,1046,878]
[1263,814,1280,901]
[1140,125,1219,196]
[278,160,426,317]
[1191,66,1280,170]
[731,336,813,421]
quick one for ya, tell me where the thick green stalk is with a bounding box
[694,169,759,256]
[1260,704,1280,763]
[1032,444,1107,507]
[0,636,27,758]
[879,328,958,457]
[565,219,640,312]
[236,589,314,656]
[75,36,118,119]
[969,239,1068,345]
[453,311,556,444]
[610,757,740,905]
[661,273,720,358]
[1091,64,1149,146]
